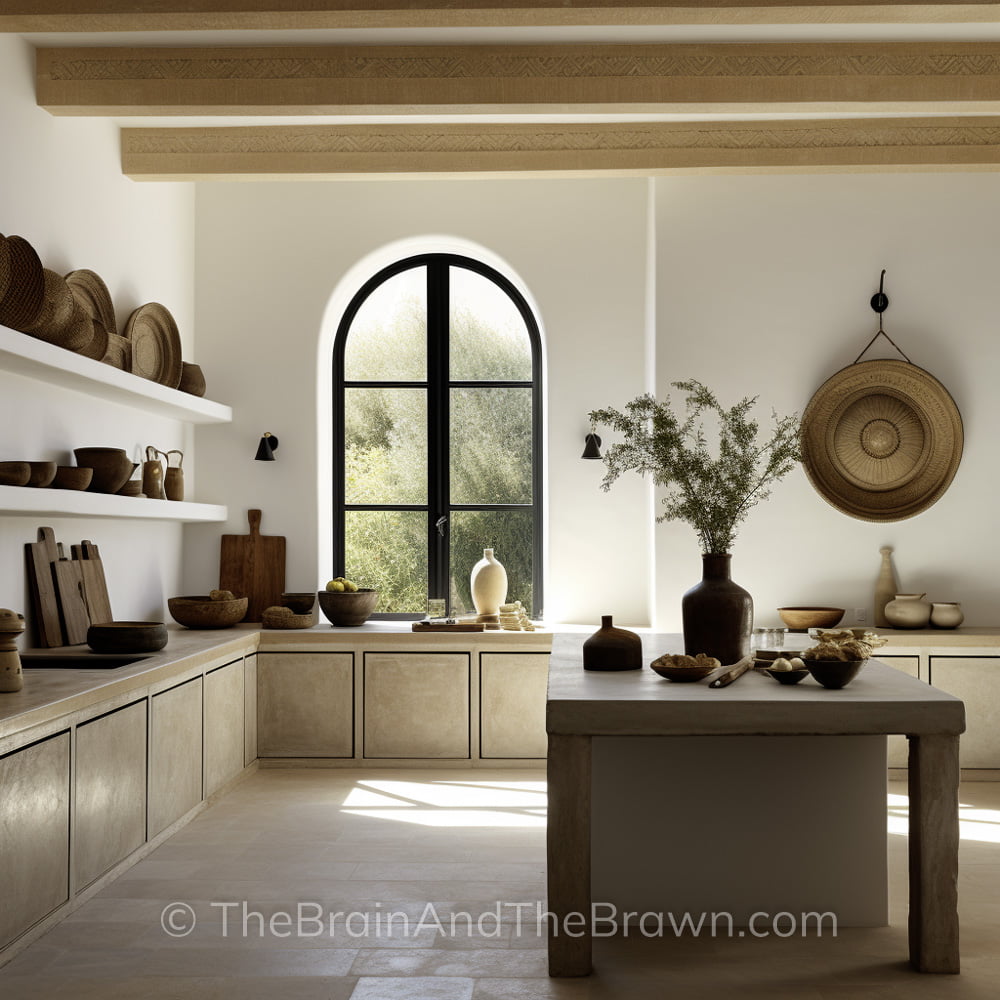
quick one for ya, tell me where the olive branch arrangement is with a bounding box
[589,380,801,555]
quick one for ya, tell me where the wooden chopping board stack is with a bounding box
[219,509,286,622]
[25,528,114,646]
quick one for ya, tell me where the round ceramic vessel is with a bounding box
[884,593,932,629]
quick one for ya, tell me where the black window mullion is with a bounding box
[427,261,450,604]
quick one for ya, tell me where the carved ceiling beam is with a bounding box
[37,42,1000,116]
[7,2,1000,32]
[121,116,1000,179]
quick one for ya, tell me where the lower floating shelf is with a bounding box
[0,485,227,522]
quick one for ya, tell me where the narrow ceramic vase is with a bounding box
[470,548,508,616]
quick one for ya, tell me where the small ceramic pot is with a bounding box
[884,593,932,629]
[930,602,964,629]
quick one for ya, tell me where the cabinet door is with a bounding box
[75,700,147,890]
[0,732,70,950]
[880,656,921,768]
[244,653,258,766]
[258,652,354,757]
[149,677,203,837]
[364,653,469,759]
[205,659,246,796]
[929,656,1000,768]
[480,653,549,759]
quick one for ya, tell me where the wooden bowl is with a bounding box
[763,666,810,685]
[649,654,720,682]
[805,659,867,690]
[317,588,379,627]
[168,595,249,629]
[73,447,133,494]
[178,362,207,397]
[87,621,168,654]
[0,461,31,486]
[26,461,57,487]
[281,592,317,614]
[777,607,845,630]
[51,466,93,490]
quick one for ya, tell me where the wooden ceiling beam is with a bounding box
[37,41,1000,116]
[121,116,1000,179]
[6,2,1000,32]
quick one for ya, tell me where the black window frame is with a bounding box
[333,252,543,619]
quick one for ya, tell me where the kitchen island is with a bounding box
[545,632,966,977]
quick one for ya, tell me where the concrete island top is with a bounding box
[547,632,966,738]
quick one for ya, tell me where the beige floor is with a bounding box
[2,768,1000,999]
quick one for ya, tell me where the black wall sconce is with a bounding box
[254,432,279,461]
[581,431,602,460]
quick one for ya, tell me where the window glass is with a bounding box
[449,267,532,381]
[449,387,532,504]
[344,510,427,613]
[344,387,427,504]
[344,266,427,382]
[449,509,534,617]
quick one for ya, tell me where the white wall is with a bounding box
[187,177,654,626]
[0,34,196,631]
[653,172,999,630]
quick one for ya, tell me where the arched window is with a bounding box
[333,253,542,619]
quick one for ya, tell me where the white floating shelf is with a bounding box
[0,485,227,522]
[1,324,233,424]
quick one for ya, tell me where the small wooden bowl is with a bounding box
[763,666,810,685]
[178,362,207,397]
[805,659,867,690]
[51,466,93,490]
[73,447,133,494]
[649,654,720,682]
[0,461,31,486]
[281,592,317,614]
[116,479,143,497]
[168,595,249,629]
[26,461,57,487]
[87,621,168,654]
[777,607,845,630]
[317,588,379,627]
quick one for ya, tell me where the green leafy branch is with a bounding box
[589,380,801,555]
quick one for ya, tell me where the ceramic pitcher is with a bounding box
[163,449,184,502]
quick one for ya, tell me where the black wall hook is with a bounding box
[870,269,889,316]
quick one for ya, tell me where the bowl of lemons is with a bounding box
[317,578,379,627]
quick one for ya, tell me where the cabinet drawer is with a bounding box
[0,732,70,950]
[75,700,147,889]
[364,653,469,759]
[929,657,998,769]
[149,678,203,837]
[258,652,354,757]
[481,653,549,758]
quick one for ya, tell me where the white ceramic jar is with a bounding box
[884,593,932,629]
[470,548,508,617]
[930,602,964,629]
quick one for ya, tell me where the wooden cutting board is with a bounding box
[219,509,286,622]
[52,542,90,645]
[25,526,63,647]
[71,540,114,625]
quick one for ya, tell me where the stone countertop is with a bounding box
[547,632,966,738]
[0,620,554,748]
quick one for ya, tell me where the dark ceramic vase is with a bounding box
[583,615,642,671]
[681,554,753,666]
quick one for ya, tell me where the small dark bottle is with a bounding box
[583,615,643,671]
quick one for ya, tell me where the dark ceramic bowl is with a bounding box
[764,666,810,685]
[87,621,168,654]
[805,659,867,690]
[317,588,379,627]
[281,592,317,614]
[51,466,93,490]
[26,461,57,487]
[649,654,720,682]
[168,595,248,629]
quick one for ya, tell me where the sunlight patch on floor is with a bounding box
[887,792,1000,844]
[342,777,548,827]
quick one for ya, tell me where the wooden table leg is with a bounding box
[547,733,592,977]
[907,733,960,973]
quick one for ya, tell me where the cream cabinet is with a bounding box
[204,659,246,796]
[149,678,204,837]
[364,652,470,759]
[929,656,1000,769]
[74,700,147,890]
[880,656,921,768]
[257,652,354,757]
[0,732,70,950]
[480,653,549,759]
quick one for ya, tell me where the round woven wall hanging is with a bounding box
[800,359,963,522]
